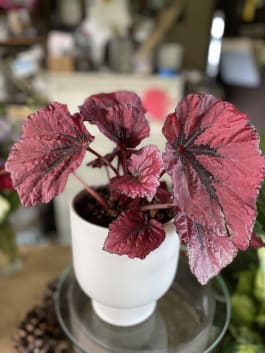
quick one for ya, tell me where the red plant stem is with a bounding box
[117,158,122,174]
[86,146,119,176]
[141,203,176,212]
[120,149,128,174]
[159,170,165,178]
[105,165,111,180]
[73,172,108,209]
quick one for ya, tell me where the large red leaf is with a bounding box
[80,91,150,148]
[163,93,265,284]
[174,210,238,285]
[110,145,163,201]
[103,209,165,259]
[6,103,94,207]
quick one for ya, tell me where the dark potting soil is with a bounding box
[74,186,174,228]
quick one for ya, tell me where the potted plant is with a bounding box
[5,91,265,326]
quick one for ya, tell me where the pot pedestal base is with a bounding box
[92,300,156,327]
[55,257,231,353]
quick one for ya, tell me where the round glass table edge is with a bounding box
[204,274,231,353]
[54,265,231,353]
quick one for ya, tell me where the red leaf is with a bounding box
[163,93,265,283]
[110,145,163,201]
[174,211,238,285]
[103,209,165,259]
[0,166,13,190]
[6,103,94,207]
[250,233,265,248]
[80,90,145,118]
[80,91,149,148]
[114,91,147,112]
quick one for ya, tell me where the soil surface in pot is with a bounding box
[74,186,174,228]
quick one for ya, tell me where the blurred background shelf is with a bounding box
[0,36,44,46]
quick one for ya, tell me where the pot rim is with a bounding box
[71,188,175,232]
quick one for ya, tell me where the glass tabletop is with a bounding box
[54,258,230,353]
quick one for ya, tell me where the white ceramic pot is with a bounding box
[70,191,180,327]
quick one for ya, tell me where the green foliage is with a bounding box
[233,343,265,353]
[254,269,265,302]
[253,134,265,242]
[236,326,263,346]
[259,133,265,154]
[257,248,265,285]
[222,326,264,353]
[0,221,19,262]
[256,314,265,328]
[230,294,256,326]
[236,269,256,296]
[221,254,265,351]
[254,133,265,238]
[255,186,265,237]
[0,112,20,264]
[1,189,20,214]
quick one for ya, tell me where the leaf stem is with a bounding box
[160,170,165,178]
[141,203,175,212]
[73,172,108,209]
[86,146,119,176]
[120,149,128,174]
